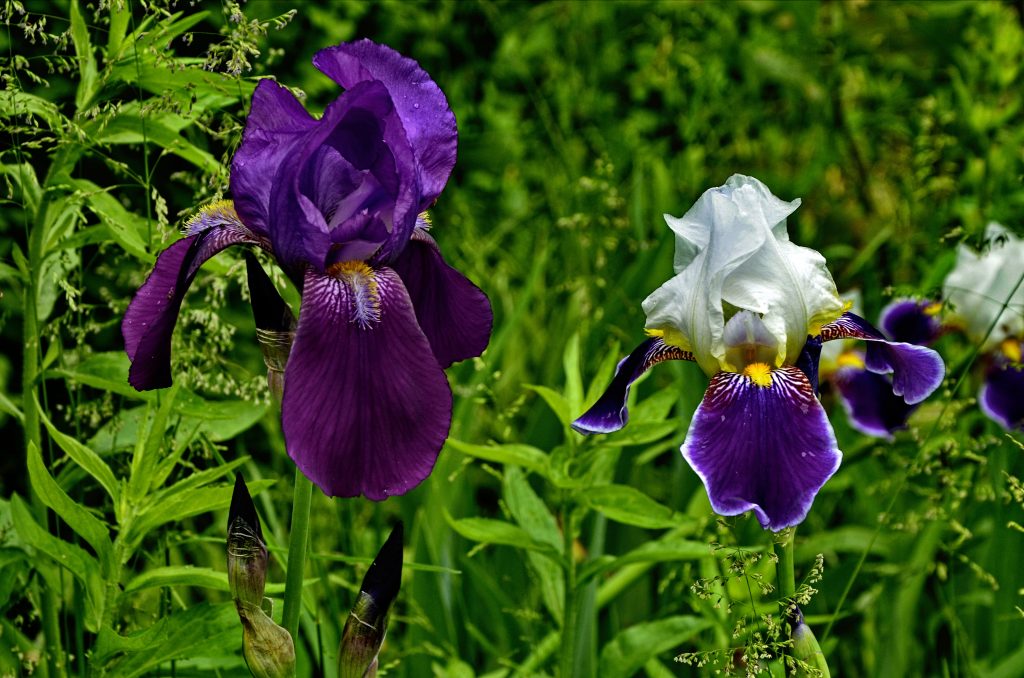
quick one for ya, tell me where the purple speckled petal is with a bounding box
[389,230,492,368]
[833,362,917,439]
[879,299,941,345]
[980,363,1024,430]
[281,267,451,499]
[820,312,945,404]
[681,366,841,531]
[122,205,258,390]
[572,338,695,435]
[314,40,457,208]
[231,80,318,239]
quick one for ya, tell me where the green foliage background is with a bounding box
[2,1,1023,676]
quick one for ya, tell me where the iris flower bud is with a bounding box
[789,607,830,677]
[339,522,404,678]
[245,252,295,400]
[228,475,295,678]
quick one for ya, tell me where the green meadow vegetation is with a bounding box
[2,1,1023,676]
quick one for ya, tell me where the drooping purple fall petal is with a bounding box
[832,361,917,439]
[572,338,695,435]
[389,230,492,368]
[281,267,451,499]
[819,312,945,404]
[681,366,841,532]
[979,363,1024,430]
[314,40,458,208]
[123,204,259,390]
[879,299,941,345]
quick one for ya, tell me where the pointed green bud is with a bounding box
[790,607,830,677]
[228,474,268,610]
[241,606,296,678]
[339,522,404,678]
[245,252,295,400]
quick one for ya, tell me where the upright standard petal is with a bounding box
[388,230,492,368]
[944,223,1024,347]
[313,39,458,207]
[281,267,452,499]
[879,299,941,345]
[980,361,1024,431]
[122,203,258,390]
[681,366,841,531]
[642,175,843,376]
[819,312,944,404]
[231,80,318,239]
[572,338,694,434]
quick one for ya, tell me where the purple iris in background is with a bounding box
[123,40,492,499]
[943,223,1024,430]
[573,175,945,531]
[827,299,942,439]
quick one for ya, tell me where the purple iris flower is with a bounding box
[122,40,493,499]
[828,299,942,439]
[573,176,945,531]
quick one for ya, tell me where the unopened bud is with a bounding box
[245,252,295,400]
[228,475,267,608]
[789,607,830,677]
[339,522,403,678]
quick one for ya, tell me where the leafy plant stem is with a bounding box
[282,466,313,641]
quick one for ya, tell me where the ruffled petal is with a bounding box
[281,267,452,499]
[681,366,841,531]
[313,40,458,208]
[833,363,917,439]
[943,223,1024,346]
[388,231,492,368]
[879,299,941,345]
[268,81,419,270]
[572,338,694,434]
[819,312,945,405]
[122,205,258,390]
[231,80,318,239]
[979,363,1024,430]
[642,175,843,375]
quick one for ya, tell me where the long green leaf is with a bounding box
[69,0,99,109]
[37,399,121,505]
[446,438,550,477]
[26,442,113,574]
[445,510,560,560]
[599,616,712,678]
[580,484,684,529]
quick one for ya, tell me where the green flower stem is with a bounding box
[281,467,313,642]
[559,507,578,678]
[774,528,796,606]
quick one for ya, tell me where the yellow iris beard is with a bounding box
[327,261,381,328]
[742,362,773,387]
[1002,339,1022,364]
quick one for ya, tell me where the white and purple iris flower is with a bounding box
[827,299,943,439]
[122,40,492,499]
[943,223,1024,430]
[573,175,945,531]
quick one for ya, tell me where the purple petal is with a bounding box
[795,336,823,394]
[122,207,257,390]
[572,338,695,434]
[819,312,945,405]
[268,80,419,270]
[681,366,841,531]
[388,231,492,368]
[231,80,318,239]
[832,362,917,439]
[313,40,458,208]
[281,267,452,499]
[979,363,1024,430]
[879,299,941,345]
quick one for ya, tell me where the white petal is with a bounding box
[642,175,843,375]
[943,223,1024,347]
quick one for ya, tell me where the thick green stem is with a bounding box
[23,245,64,678]
[281,467,313,641]
[774,528,796,607]
[559,508,578,678]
